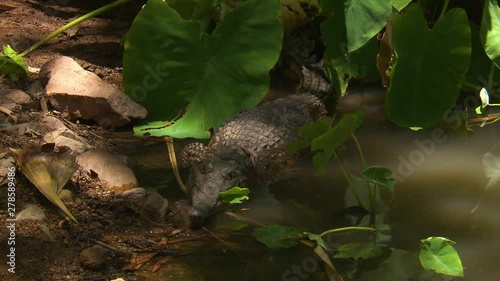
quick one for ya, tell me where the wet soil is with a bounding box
[0,1,215,280]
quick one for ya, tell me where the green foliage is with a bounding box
[320,1,380,94]
[219,186,250,204]
[123,0,282,138]
[466,23,500,88]
[361,166,397,192]
[386,4,472,128]
[0,45,28,81]
[390,0,412,11]
[288,114,362,172]
[481,0,500,69]
[252,225,305,248]
[344,0,392,53]
[419,237,464,277]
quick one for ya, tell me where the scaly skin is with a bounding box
[185,94,327,226]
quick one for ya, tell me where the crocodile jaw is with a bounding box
[187,154,252,227]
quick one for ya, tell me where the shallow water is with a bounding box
[135,122,500,281]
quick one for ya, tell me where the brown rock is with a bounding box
[0,89,33,104]
[80,245,109,269]
[39,56,147,127]
[76,150,137,192]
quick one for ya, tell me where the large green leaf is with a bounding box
[419,237,464,277]
[344,0,392,53]
[390,0,411,11]
[320,1,380,94]
[123,0,282,138]
[386,4,471,128]
[480,0,500,69]
[466,23,500,87]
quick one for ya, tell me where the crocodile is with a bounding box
[181,94,327,226]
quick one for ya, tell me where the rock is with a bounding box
[43,127,92,154]
[80,245,109,269]
[120,187,169,224]
[59,189,73,202]
[39,56,147,127]
[76,150,137,192]
[16,204,46,221]
[0,89,33,105]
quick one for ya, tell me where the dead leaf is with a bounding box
[152,256,171,273]
[280,0,319,32]
[0,106,18,123]
[124,252,158,270]
[314,245,344,281]
[11,144,78,222]
[376,22,393,87]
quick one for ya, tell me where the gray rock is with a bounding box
[16,204,46,221]
[43,127,92,154]
[39,56,147,127]
[76,150,138,192]
[80,245,109,269]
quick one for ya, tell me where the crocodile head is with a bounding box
[187,151,252,227]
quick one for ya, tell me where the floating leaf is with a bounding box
[333,242,383,260]
[123,0,282,138]
[252,225,305,248]
[219,186,250,204]
[387,5,471,128]
[419,237,464,277]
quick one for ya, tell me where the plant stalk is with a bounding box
[333,151,366,210]
[318,226,376,237]
[19,0,132,57]
[438,0,449,21]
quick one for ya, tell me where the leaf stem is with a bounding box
[438,0,449,21]
[318,226,377,237]
[351,134,367,169]
[333,152,366,210]
[19,0,132,57]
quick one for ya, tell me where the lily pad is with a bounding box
[252,225,305,248]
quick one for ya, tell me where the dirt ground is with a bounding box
[0,1,213,280]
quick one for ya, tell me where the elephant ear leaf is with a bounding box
[123,0,283,139]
